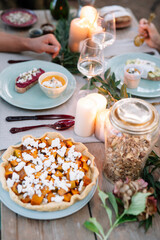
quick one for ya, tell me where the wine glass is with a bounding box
[92,12,116,50]
[77,38,104,95]
[92,12,116,69]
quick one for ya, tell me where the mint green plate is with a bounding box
[107,53,160,98]
[0,60,76,110]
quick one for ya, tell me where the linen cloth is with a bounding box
[0,40,160,150]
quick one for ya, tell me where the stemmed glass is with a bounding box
[92,12,116,68]
[77,38,104,95]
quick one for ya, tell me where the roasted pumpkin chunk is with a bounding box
[63,193,72,202]
[14,149,21,158]
[21,195,31,203]
[83,176,91,186]
[31,194,44,205]
[47,193,56,202]
[58,188,67,196]
[71,189,79,195]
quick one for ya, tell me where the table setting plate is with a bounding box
[107,52,160,98]
[1,8,38,28]
[0,156,97,220]
[0,60,76,110]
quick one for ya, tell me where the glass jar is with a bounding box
[104,98,159,183]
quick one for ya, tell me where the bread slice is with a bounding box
[100,5,132,29]
[15,68,45,93]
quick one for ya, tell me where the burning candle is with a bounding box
[95,109,110,142]
[74,97,97,137]
[80,6,98,25]
[68,18,89,52]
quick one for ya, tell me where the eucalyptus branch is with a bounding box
[81,69,129,107]
[84,188,150,240]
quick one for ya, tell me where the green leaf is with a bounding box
[80,83,89,90]
[104,205,113,227]
[98,189,112,226]
[104,68,111,80]
[125,192,151,216]
[84,220,99,234]
[139,216,153,232]
[108,192,119,217]
[84,218,105,237]
[120,84,129,98]
[116,215,137,225]
[98,189,108,206]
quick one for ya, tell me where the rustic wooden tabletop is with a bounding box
[0,9,160,240]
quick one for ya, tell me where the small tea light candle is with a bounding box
[85,93,107,113]
[80,6,98,25]
[74,97,97,137]
[95,109,110,142]
[68,18,89,52]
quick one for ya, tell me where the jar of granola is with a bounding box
[104,98,159,183]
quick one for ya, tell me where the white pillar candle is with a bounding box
[80,6,98,25]
[85,93,107,113]
[95,109,110,142]
[68,18,89,52]
[74,97,97,137]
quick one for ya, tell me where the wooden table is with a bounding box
[0,10,160,240]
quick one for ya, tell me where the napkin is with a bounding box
[104,39,159,59]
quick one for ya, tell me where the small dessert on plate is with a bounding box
[124,64,142,88]
[38,72,68,98]
[0,132,99,211]
[15,68,45,93]
[126,58,160,81]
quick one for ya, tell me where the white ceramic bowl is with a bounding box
[124,64,142,89]
[38,72,68,98]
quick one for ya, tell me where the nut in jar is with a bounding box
[104,98,159,183]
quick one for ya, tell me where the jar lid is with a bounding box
[110,98,159,134]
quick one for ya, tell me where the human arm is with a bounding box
[0,32,61,58]
[138,18,160,51]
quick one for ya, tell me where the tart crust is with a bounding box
[0,132,99,211]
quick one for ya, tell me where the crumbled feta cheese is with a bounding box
[51,195,64,203]
[57,146,67,157]
[78,180,84,192]
[12,172,20,181]
[87,160,91,165]
[44,159,52,168]
[22,152,34,161]
[51,138,61,149]
[39,142,46,148]
[7,178,14,188]
[69,170,84,181]
[23,137,39,149]
[24,165,36,176]
[8,155,17,162]
[17,184,22,194]
[14,161,26,172]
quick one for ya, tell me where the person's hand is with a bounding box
[138,18,160,50]
[28,34,61,58]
